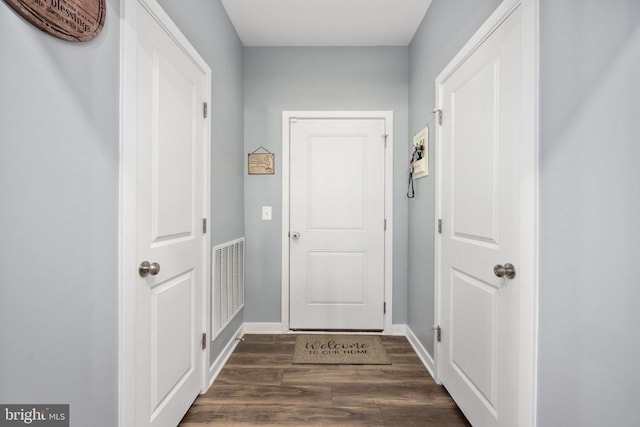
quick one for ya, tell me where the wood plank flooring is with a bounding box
[179,334,470,426]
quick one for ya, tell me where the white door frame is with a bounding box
[433,1,539,426]
[281,111,394,333]
[118,1,212,425]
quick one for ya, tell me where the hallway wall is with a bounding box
[0,2,121,426]
[0,1,245,425]
[537,1,640,425]
[243,47,409,325]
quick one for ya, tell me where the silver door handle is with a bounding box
[291,231,301,240]
[494,263,516,279]
[139,261,161,277]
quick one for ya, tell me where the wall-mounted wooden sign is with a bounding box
[248,146,275,175]
[248,153,275,175]
[4,0,106,42]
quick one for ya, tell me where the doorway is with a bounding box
[119,1,212,426]
[434,1,538,426]
[281,111,394,332]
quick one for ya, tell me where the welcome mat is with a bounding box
[292,334,391,365]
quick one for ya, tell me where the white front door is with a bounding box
[437,4,529,427]
[133,2,209,426]
[289,117,386,330]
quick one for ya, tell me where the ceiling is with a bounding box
[221,0,433,47]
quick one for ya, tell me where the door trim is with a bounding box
[118,1,212,425]
[281,111,394,334]
[433,1,538,426]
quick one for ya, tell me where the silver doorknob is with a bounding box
[494,263,516,279]
[139,261,161,277]
[291,231,301,240]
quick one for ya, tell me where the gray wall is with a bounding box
[537,1,640,425]
[0,1,121,426]
[0,0,244,424]
[407,0,501,356]
[243,47,409,324]
[156,0,245,364]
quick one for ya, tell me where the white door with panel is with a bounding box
[438,5,524,427]
[289,118,386,330]
[134,2,209,426]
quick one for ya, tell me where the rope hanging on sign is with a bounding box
[250,145,273,154]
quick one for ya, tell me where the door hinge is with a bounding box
[384,302,387,314]
[203,102,208,118]
[438,219,442,234]
[202,218,207,234]
[383,134,388,148]
[432,325,441,342]
[201,333,207,350]
[384,219,387,231]
[433,108,443,125]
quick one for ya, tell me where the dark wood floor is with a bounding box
[180,334,470,426]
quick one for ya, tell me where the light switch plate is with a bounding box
[262,206,272,220]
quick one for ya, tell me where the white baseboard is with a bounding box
[242,322,283,334]
[405,325,438,383]
[207,323,243,389]
[242,322,407,336]
[390,323,407,336]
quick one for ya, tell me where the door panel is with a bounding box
[153,53,195,240]
[451,62,499,244]
[290,118,385,330]
[152,273,194,410]
[307,251,366,304]
[308,136,366,230]
[439,6,522,427]
[451,270,498,410]
[135,2,207,426]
